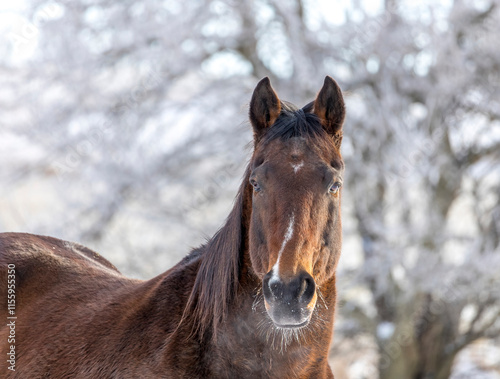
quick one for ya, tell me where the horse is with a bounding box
[0,76,346,378]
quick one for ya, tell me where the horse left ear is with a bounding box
[313,76,345,149]
[249,77,281,143]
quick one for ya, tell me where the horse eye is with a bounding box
[250,178,261,192]
[329,182,342,194]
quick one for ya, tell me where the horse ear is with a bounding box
[249,77,281,142]
[313,76,345,149]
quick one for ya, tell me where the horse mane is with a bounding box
[181,166,250,340]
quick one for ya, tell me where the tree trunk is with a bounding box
[378,296,462,379]
[378,336,457,379]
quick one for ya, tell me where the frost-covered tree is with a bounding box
[1,0,499,377]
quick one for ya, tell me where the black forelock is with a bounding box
[259,101,328,144]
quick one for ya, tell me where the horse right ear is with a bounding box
[249,77,281,143]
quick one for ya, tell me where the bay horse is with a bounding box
[0,76,346,378]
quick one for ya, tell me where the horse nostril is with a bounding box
[298,273,315,304]
[269,281,280,298]
[263,272,283,300]
[298,276,309,298]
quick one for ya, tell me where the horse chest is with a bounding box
[206,312,312,378]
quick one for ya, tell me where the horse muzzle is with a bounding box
[262,270,317,328]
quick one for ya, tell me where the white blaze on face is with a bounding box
[291,161,304,174]
[270,213,295,283]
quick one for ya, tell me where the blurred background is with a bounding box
[1,0,500,377]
